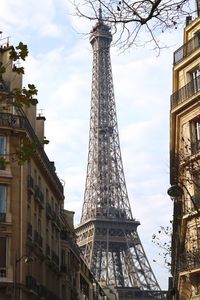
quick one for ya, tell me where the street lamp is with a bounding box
[13,255,34,300]
[168,183,199,212]
[167,184,183,199]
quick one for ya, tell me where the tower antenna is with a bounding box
[98,1,102,20]
[196,0,200,16]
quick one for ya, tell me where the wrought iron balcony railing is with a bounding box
[34,230,43,248]
[26,275,37,291]
[26,276,62,300]
[0,112,63,193]
[0,267,6,277]
[60,264,67,273]
[46,202,53,219]
[0,212,6,222]
[60,230,68,241]
[27,174,34,192]
[171,74,200,109]
[52,250,59,265]
[180,249,200,272]
[34,185,44,207]
[27,222,32,237]
[191,140,200,154]
[174,34,200,65]
[46,243,50,257]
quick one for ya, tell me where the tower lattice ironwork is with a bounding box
[76,15,161,293]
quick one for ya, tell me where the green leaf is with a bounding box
[0,62,6,75]
[13,84,38,107]
[16,42,28,60]
[9,42,29,62]
[16,140,38,164]
[43,138,49,145]
[13,66,24,74]
[0,156,6,170]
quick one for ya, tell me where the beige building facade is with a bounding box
[169,15,200,300]
[0,39,107,300]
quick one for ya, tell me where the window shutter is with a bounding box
[0,237,6,268]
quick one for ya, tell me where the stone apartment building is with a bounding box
[169,14,200,300]
[0,38,107,300]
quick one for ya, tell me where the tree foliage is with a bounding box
[152,224,172,269]
[74,0,194,51]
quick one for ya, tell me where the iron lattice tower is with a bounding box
[76,16,161,292]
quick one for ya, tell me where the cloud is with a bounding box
[0,0,64,37]
[1,1,178,288]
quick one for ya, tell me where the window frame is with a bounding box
[190,115,200,153]
[0,237,7,277]
[0,184,7,222]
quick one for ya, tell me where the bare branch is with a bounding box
[73,0,195,50]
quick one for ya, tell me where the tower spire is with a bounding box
[98,5,102,20]
[196,0,200,16]
[76,18,163,297]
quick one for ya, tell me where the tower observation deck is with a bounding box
[76,14,165,298]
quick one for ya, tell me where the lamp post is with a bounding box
[168,183,199,212]
[13,255,34,300]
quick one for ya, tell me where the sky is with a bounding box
[0,0,187,290]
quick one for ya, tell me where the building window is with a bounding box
[0,136,6,155]
[46,223,49,244]
[38,218,41,235]
[0,237,6,277]
[46,189,49,203]
[51,197,54,208]
[190,68,200,94]
[51,226,54,250]
[34,212,37,231]
[34,169,37,185]
[0,185,6,222]
[38,175,41,189]
[27,160,31,175]
[0,136,6,170]
[190,116,200,153]
[55,230,59,253]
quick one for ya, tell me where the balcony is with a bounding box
[0,112,63,193]
[34,230,43,248]
[52,211,61,228]
[46,243,50,257]
[37,284,46,297]
[46,202,53,219]
[52,250,59,265]
[26,275,37,291]
[0,267,6,277]
[0,212,6,222]
[60,230,68,241]
[171,74,200,109]
[27,222,32,237]
[27,175,34,193]
[180,249,200,272]
[60,264,67,272]
[34,185,44,207]
[26,276,61,300]
[174,34,200,65]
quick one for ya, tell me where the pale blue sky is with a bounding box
[0,0,186,289]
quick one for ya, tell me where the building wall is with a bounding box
[0,40,109,300]
[170,15,200,300]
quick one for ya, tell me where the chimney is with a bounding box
[36,113,46,145]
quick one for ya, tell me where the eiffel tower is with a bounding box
[76,11,163,297]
